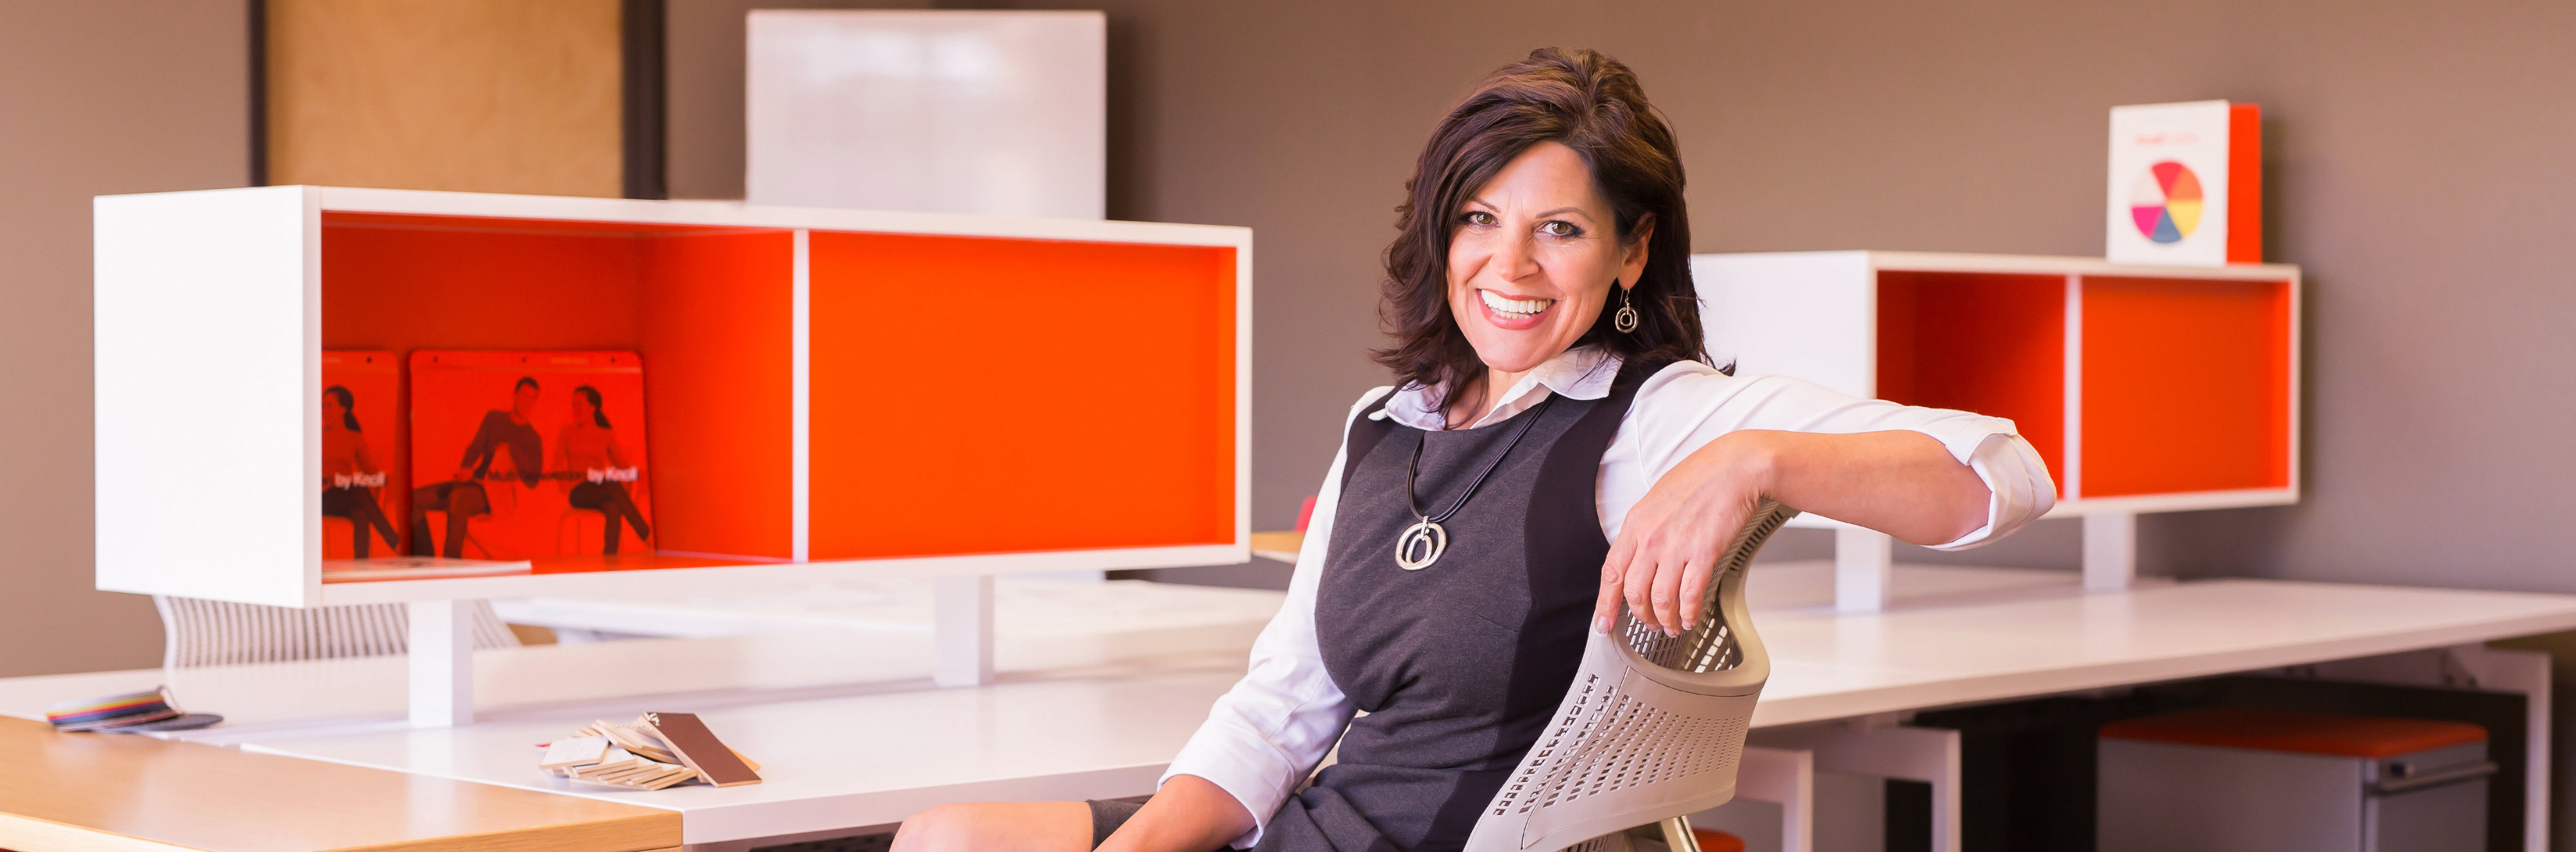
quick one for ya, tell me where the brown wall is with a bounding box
[0,1,251,676]
[953,0,2576,589]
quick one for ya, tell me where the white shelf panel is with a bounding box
[312,185,1242,247]
[316,544,1249,607]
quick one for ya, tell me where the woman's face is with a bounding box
[321,393,347,425]
[571,394,596,422]
[1445,141,1651,377]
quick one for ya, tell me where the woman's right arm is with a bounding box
[1108,389,1388,852]
[1097,775,1254,852]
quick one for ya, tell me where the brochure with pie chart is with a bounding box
[2107,100,2261,267]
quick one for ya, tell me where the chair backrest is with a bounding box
[1464,502,1797,852]
[153,596,520,668]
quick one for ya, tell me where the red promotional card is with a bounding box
[321,351,404,559]
[407,351,653,561]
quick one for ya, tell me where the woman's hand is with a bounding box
[1595,430,1994,636]
[1595,431,1774,636]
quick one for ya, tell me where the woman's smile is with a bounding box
[1475,289,1557,330]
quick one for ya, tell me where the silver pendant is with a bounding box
[1396,518,1448,571]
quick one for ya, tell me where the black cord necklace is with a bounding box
[1394,395,1557,570]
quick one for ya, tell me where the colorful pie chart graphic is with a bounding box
[2129,161,2204,243]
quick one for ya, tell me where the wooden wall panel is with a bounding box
[267,0,623,197]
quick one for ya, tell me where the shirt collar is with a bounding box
[1378,346,1623,430]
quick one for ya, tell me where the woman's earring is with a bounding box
[1614,285,1641,333]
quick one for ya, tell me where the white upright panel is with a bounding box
[96,186,315,607]
[1692,251,1877,397]
[747,10,1106,219]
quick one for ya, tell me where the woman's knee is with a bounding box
[892,804,969,852]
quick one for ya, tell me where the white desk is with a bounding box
[9,572,2573,851]
[489,574,1289,644]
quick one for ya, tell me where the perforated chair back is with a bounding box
[1463,502,1796,852]
[153,596,520,668]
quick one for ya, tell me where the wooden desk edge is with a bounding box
[0,809,681,852]
[323,813,683,852]
[1,809,205,852]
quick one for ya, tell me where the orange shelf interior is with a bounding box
[1875,269,2293,502]
[807,232,1238,560]
[323,213,795,568]
[318,211,1238,577]
[2081,276,2293,497]
[1875,271,2069,493]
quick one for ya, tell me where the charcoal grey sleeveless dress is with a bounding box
[1253,357,1666,852]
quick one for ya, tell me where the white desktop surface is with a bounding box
[198,574,2576,846]
[1750,577,2576,725]
[249,658,1244,844]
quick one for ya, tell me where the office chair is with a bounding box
[153,596,519,668]
[1463,502,1796,852]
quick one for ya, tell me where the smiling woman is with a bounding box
[1381,57,1702,429]
[893,48,2060,852]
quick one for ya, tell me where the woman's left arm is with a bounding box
[1596,369,2054,635]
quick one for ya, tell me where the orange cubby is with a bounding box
[1875,271,2069,491]
[321,212,1244,575]
[2079,275,2295,497]
[1698,251,2298,514]
[321,213,800,565]
[806,232,1238,560]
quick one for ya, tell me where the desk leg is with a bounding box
[2308,646,2551,852]
[1731,746,1815,852]
[408,599,473,727]
[1759,724,1960,852]
[2480,648,2552,852]
[933,575,995,687]
[2082,511,2136,591]
[1835,527,1891,613]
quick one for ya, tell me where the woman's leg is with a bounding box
[407,485,442,556]
[322,489,370,558]
[603,484,649,545]
[440,483,489,558]
[352,493,398,557]
[893,801,1092,852]
[352,506,372,558]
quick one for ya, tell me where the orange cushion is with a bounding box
[1692,828,1747,852]
[2099,707,2484,758]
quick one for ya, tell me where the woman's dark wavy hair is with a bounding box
[323,385,361,431]
[1374,48,1712,422]
[573,385,611,428]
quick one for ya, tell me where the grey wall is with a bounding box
[5,1,2569,672]
[955,0,2576,591]
[0,1,251,676]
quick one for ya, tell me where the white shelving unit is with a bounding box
[96,185,1253,723]
[1696,251,2302,610]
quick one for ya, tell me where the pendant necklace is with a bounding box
[1395,396,1556,571]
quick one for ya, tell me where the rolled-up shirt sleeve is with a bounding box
[1603,366,2056,550]
[1157,390,1381,847]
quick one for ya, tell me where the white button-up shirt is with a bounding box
[1162,348,2057,847]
